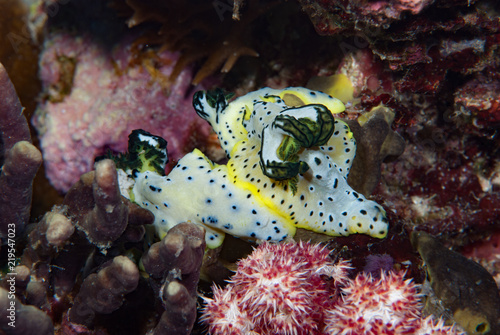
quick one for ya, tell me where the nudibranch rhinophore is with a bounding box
[117,87,389,248]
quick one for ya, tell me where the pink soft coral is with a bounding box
[324,271,422,334]
[201,241,465,335]
[324,271,464,335]
[201,241,351,335]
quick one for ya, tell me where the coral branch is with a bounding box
[19,209,74,308]
[0,63,41,237]
[65,159,130,247]
[79,159,129,245]
[154,281,197,335]
[0,63,31,151]
[14,158,154,308]
[23,210,74,264]
[68,256,139,328]
[0,287,53,335]
[142,222,205,335]
[0,141,42,237]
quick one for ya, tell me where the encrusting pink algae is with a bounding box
[32,32,213,192]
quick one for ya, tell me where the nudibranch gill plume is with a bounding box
[115,87,389,248]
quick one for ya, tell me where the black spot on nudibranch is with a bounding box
[149,185,162,192]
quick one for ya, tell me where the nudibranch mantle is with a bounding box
[118,87,388,249]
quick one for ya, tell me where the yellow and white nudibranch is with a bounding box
[117,87,389,248]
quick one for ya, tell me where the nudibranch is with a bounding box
[115,87,388,248]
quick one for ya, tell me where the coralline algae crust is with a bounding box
[32,32,212,192]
